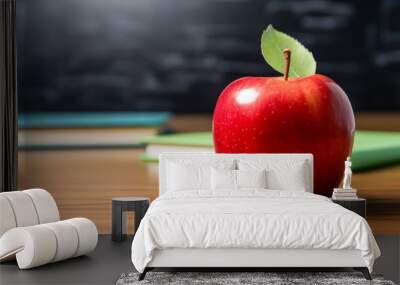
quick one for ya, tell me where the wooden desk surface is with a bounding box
[17,113,400,235]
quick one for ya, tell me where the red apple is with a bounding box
[212,59,355,196]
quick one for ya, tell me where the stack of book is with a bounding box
[332,188,358,200]
[18,112,170,149]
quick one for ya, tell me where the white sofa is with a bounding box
[0,189,98,269]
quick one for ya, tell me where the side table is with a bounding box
[112,197,150,242]
[331,198,366,218]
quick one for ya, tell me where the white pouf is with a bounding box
[0,189,98,269]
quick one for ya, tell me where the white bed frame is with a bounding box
[140,153,370,280]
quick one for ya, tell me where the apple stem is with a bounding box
[283,48,291,81]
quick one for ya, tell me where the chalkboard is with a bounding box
[17,0,400,113]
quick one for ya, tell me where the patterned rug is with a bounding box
[116,271,396,285]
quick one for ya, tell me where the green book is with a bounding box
[351,131,400,171]
[140,131,400,172]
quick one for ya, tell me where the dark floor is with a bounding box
[1,235,399,285]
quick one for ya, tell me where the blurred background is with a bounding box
[17,0,400,113]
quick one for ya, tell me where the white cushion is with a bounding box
[167,162,210,191]
[23,189,60,224]
[166,159,236,192]
[211,168,236,190]
[238,159,307,191]
[0,196,17,237]
[42,221,79,262]
[0,190,59,235]
[236,169,267,189]
[0,226,57,269]
[64,218,98,257]
[0,192,39,227]
[266,162,307,191]
[211,169,268,192]
[0,218,98,269]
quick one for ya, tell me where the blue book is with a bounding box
[19,112,170,129]
[18,112,171,149]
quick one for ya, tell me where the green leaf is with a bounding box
[261,25,316,78]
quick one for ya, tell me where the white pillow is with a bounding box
[236,169,267,189]
[166,159,236,192]
[267,164,307,191]
[211,168,236,190]
[211,169,268,191]
[238,159,308,191]
[167,162,210,191]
